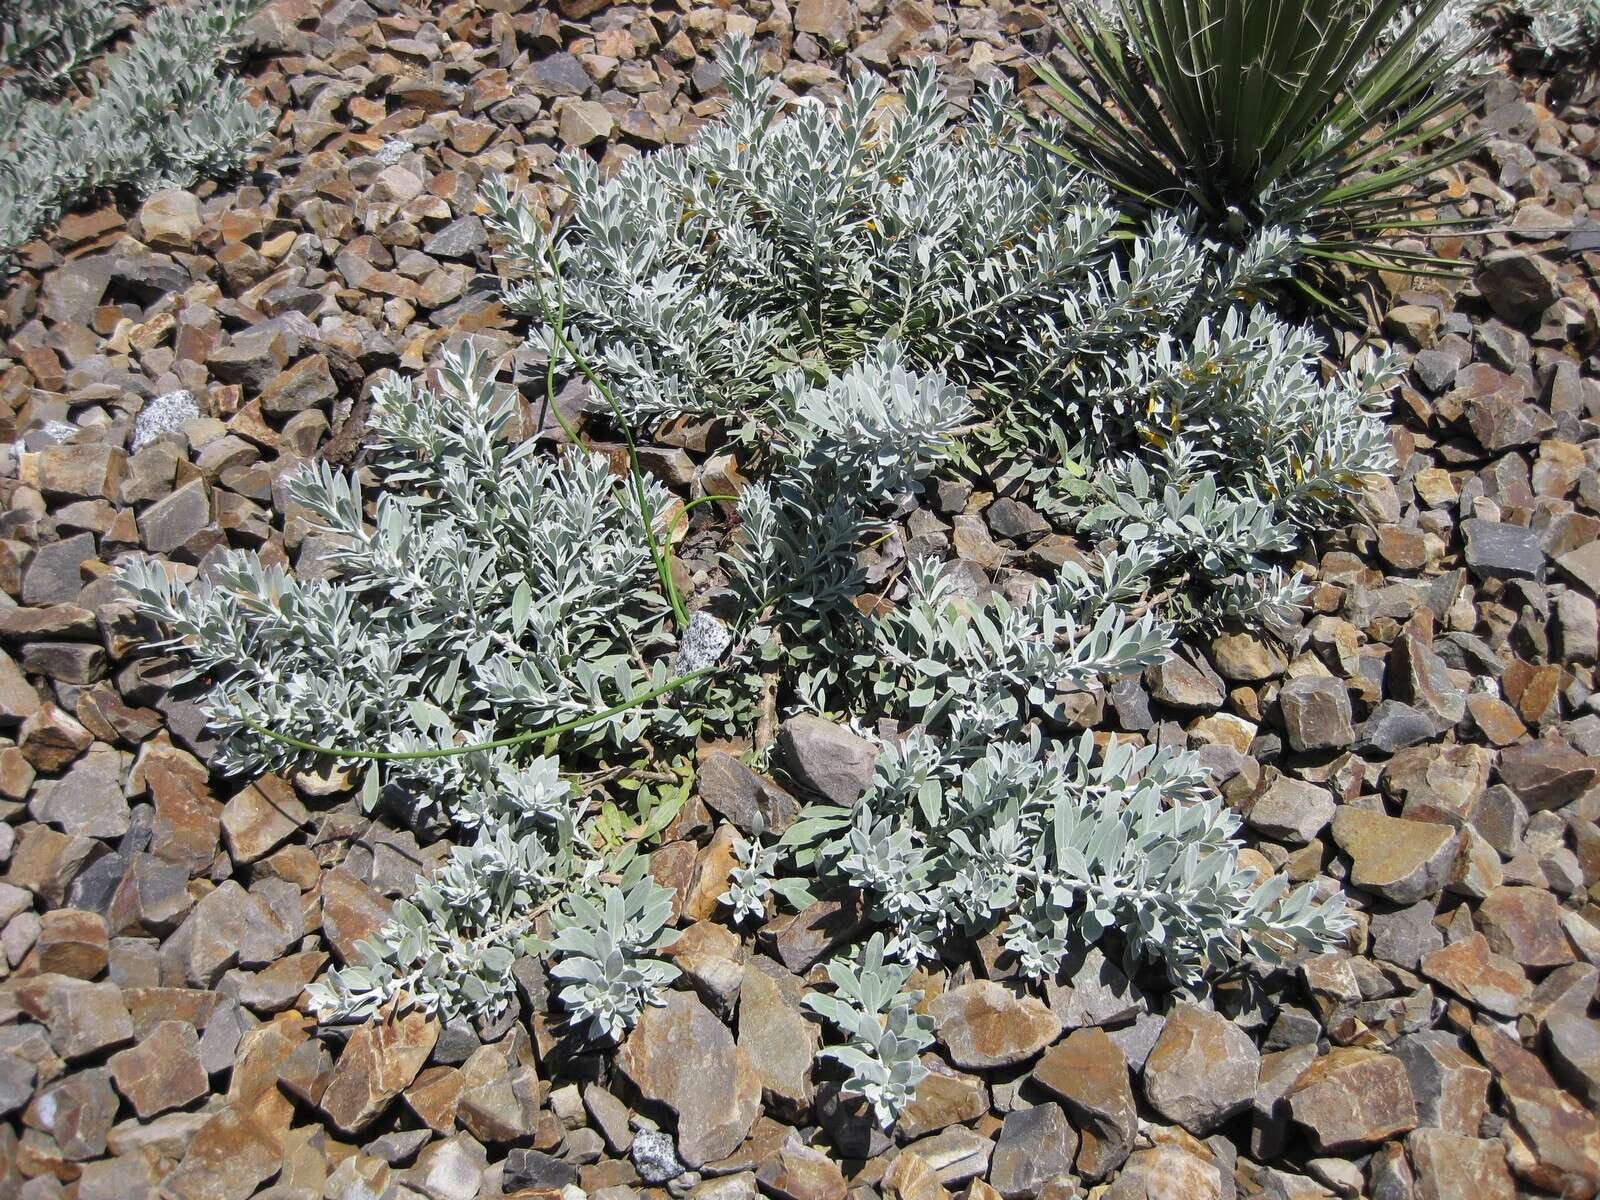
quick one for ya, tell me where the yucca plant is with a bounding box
[1037,0,1487,304]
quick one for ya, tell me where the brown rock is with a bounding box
[139,190,203,248]
[45,976,135,1059]
[1277,677,1354,752]
[320,869,392,963]
[756,1134,847,1200]
[456,1045,540,1143]
[1420,932,1531,1017]
[1382,743,1492,828]
[618,989,762,1167]
[220,774,308,864]
[698,751,798,836]
[1406,1129,1515,1200]
[738,962,818,1118]
[319,1007,438,1134]
[896,1058,988,1141]
[1031,1028,1137,1179]
[1142,1003,1259,1135]
[1474,1024,1600,1198]
[1478,885,1576,970]
[883,1150,950,1200]
[33,908,109,978]
[1330,808,1458,904]
[1099,1145,1225,1200]
[159,1103,284,1200]
[1286,1048,1419,1152]
[108,1019,208,1118]
[139,740,222,873]
[927,980,1061,1070]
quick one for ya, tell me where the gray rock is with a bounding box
[1461,518,1544,580]
[1142,1003,1261,1135]
[139,480,211,556]
[529,51,593,97]
[422,217,487,260]
[29,746,130,839]
[1544,1011,1600,1109]
[504,1149,579,1191]
[1358,701,1441,755]
[131,390,199,452]
[1247,776,1336,846]
[988,1103,1078,1200]
[23,533,96,606]
[632,1128,685,1183]
[778,715,878,805]
[698,752,798,836]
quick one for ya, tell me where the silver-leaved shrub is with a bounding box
[121,38,1358,1114]
[502,36,1392,631]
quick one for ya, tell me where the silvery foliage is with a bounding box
[782,555,1350,1020]
[1375,1,1496,73]
[721,830,781,924]
[306,757,588,1022]
[121,342,695,1033]
[0,0,269,266]
[1513,0,1600,54]
[0,0,127,92]
[548,865,682,1043]
[802,933,935,1128]
[492,36,1391,628]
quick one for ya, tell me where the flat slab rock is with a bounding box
[617,989,762,1168]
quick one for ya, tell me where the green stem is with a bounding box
[238,667,715,763]
[666,492,737,539]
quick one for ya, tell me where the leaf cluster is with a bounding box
[1038,0,1487,298]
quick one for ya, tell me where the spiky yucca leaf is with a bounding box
[1037,0,1487,302]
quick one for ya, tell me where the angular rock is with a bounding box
[1476,249,1559,323]
[505,1148,580,1192]
[1142,1003,1260,1135]
[1420,932,1530,1018]
[1392,1031,1490,1135]
[320,1007,439,1134]
[1461,518,1544,580]
[1478,884,1575,970]
[618,989,762,1168]
[778,716,878,805]
[1100,1145,1225,1200]
[896,1060,988,1141]
[29,746,130,839]
[159,1102,283,1200]
[108,1019,208,1118]
[756,1135,847,1200]
[1287,1048,1419,1152]
[699,751,798,836]
[928,980,1061,1070]
[23,1067,118,1159]
[1406,1129,1515,1200]
[737,962,818,1117]
[1247,776,1335,845]
[988,1103,1077,1200]
[1330,808,1458,904]
[1277,677,1354,753]
[1031,1028,1137,1180]
[1545,1012,1600,1109]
